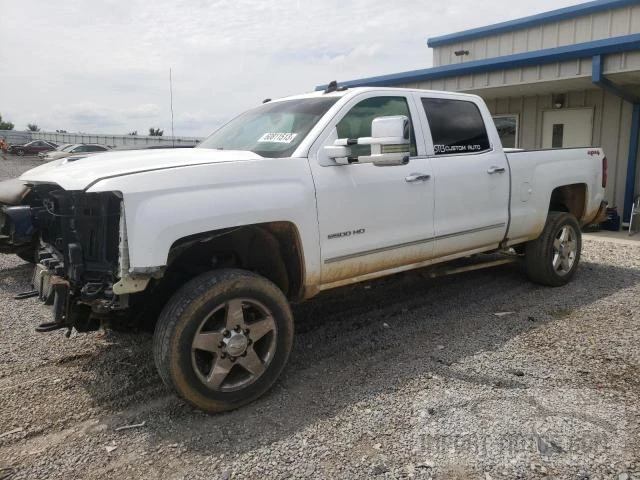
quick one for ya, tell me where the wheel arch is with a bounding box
[165,221,306,301]
[549,183,587,220]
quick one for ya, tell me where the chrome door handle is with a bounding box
[405,173,431,183]
[487,166,506,174]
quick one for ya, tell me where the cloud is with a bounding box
[0,0,587,136]
[174,111,228,134]
[45,102,164,133]
[124,104,162,118]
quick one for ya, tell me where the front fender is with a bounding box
[87,158,321,285]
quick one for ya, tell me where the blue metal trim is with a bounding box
[316,33,640,90]
[624,104,640,223]
[427,0,638,47]
[591,53,640,222]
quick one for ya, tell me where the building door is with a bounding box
[542,108,593,148]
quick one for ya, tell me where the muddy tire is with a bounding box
[153,268,294,413]
[525,212,581,287]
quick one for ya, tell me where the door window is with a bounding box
[552,124,564,148]
[337,96,417,157]
[421,98,491,155]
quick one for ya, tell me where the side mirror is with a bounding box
[371,115,409,140]
[331,115,410,166]
[323,144,351,164]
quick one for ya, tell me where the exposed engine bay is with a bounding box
[1,180,127,333]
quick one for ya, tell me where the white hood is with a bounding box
[20,148,262,190]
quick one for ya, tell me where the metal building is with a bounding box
[323,0,640,224]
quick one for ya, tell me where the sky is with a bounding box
[0,0,587,138]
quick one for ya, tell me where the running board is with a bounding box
[425,254,518,279]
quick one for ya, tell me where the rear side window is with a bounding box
[421,98,491,155]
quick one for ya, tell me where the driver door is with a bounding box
[308,92,435,286]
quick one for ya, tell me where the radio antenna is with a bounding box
[169,67,175,147]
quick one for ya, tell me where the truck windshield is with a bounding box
[197,97,338,158]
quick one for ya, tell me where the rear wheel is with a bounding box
[525,212,581,286]
[153,268,293,413]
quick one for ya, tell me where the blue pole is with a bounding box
[624,103,640,223]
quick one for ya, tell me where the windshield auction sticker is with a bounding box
[258,133,298,143]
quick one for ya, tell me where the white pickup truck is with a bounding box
[0,85,607,412]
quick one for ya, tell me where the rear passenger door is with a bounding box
[419,95,509,257]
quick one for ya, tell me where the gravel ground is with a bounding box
[0,154,639,479]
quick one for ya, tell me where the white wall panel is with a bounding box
[432,5,640,65]
[558,19,575,45]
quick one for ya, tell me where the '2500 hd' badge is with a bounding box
[328,228,365,240]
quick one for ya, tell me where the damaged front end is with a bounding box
[0,179,39,259]
[2,180,148,333]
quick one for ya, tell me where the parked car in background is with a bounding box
[8,140,57,156]
[42,143,109,161]
[38,143,72,159]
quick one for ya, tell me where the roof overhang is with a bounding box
[316,33,640,91]
[449,65,640,99]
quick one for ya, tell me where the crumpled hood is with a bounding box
[19,148,262,190]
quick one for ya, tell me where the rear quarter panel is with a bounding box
[506,148,605,243]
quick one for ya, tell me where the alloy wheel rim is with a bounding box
[552,225,577,276]
[191,298,277,392]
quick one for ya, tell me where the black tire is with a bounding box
[17,149,24,156]
[525,211,581,286]
[15,245,37,263]
[153,268,294,413]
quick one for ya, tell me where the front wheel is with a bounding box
[153,269,294,413]
[16,149,25,156]
[15,246,37,263]
[525,211,581,286]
